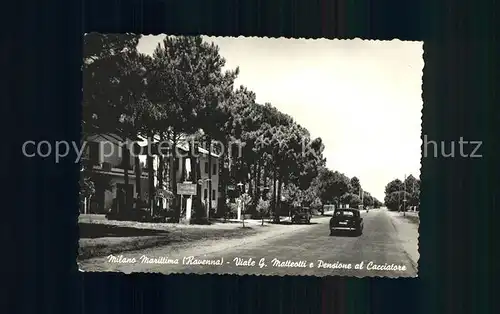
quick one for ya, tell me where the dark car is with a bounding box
[292,207,312,224]
[329,209,363,236]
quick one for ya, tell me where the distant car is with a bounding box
[330,208,363,236]
[292,207,312,224]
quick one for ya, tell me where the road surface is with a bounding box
[94,209,417,277]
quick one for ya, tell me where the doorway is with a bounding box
[116,183,134,208]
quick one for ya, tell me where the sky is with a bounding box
[137,36,423,201]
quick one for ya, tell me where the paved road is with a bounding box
[142,209,417,277]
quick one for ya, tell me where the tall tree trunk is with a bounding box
[262,163,268,201]
[122,141,131,210]
[207,137,213,215]
[157,133,164,211]
[196,152,203,219]
[218,138,232,217]
[277,176,283,216]
[171,130,179,222]
[165,153,170,191]
[248,162,254,199]
[227,139,233,177]
[190,141,202,220]
[147,153,154,215]
[249,162,257,216]
[164,131,171,193]
[256,161,261,200]
[219,157,227,216]
[131,140,142,203]
[272,167,278,222]
[134,154,142,200]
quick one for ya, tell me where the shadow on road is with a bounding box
[402,215,419,225]
[329,231,361,238]
[79,223,170,239]
[269,221,319,225]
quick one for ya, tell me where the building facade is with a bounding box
[81,133,149,214]
[150,142,221,214]
[81,133,221,216]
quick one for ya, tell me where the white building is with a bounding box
[81,133,221,217]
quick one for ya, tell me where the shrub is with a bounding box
[226,202,239,219]
[256,199,270,217]
[310,197,323,210]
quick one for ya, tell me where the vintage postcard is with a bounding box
[79,34,423,277]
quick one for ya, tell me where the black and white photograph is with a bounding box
[78,34,423,277]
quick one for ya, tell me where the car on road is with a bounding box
[330,208,363,236]
[292,207,312,224]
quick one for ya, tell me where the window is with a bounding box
[205,162,209,173]
[116,144,133,170]
[212,163,217,175]
[88,142,100,164]
[118,157,132,170]
[212,189,216,200]
[116,183,134,206]
[140,161,148,174]
[204,189,208,200]
[336,211,354,217]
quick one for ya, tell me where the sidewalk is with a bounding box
[403,211,419,218]
[387,211,420,271]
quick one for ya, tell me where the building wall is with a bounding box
[137,151,221,210]
[168,154,220,209]
[85,133,136,169]
[85,133,221,212]
[100,176,148,211]
[199,154,220,209]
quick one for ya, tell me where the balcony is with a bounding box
[85,160,148,178]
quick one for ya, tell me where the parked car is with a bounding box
[329,208,363,236]
[292,207,312,224]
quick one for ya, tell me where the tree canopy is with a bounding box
[383,175,420,211]
[82,34,383,219]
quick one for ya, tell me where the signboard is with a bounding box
[177,183,197,196]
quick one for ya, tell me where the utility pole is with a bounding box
[403,174,407,216]
[412,180,415,211]
[398,190,400,212]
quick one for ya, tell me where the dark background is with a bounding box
[5,0,497,313]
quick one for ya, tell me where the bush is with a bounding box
[189,217,211,225]
[256,199,270,218]
[310,197,323,210]
[226,202,239,219]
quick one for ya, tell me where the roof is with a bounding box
[88,133,141,144]
[88,132,221,158]
[137,134,221,158]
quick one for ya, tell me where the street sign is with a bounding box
[177,183,197,195]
